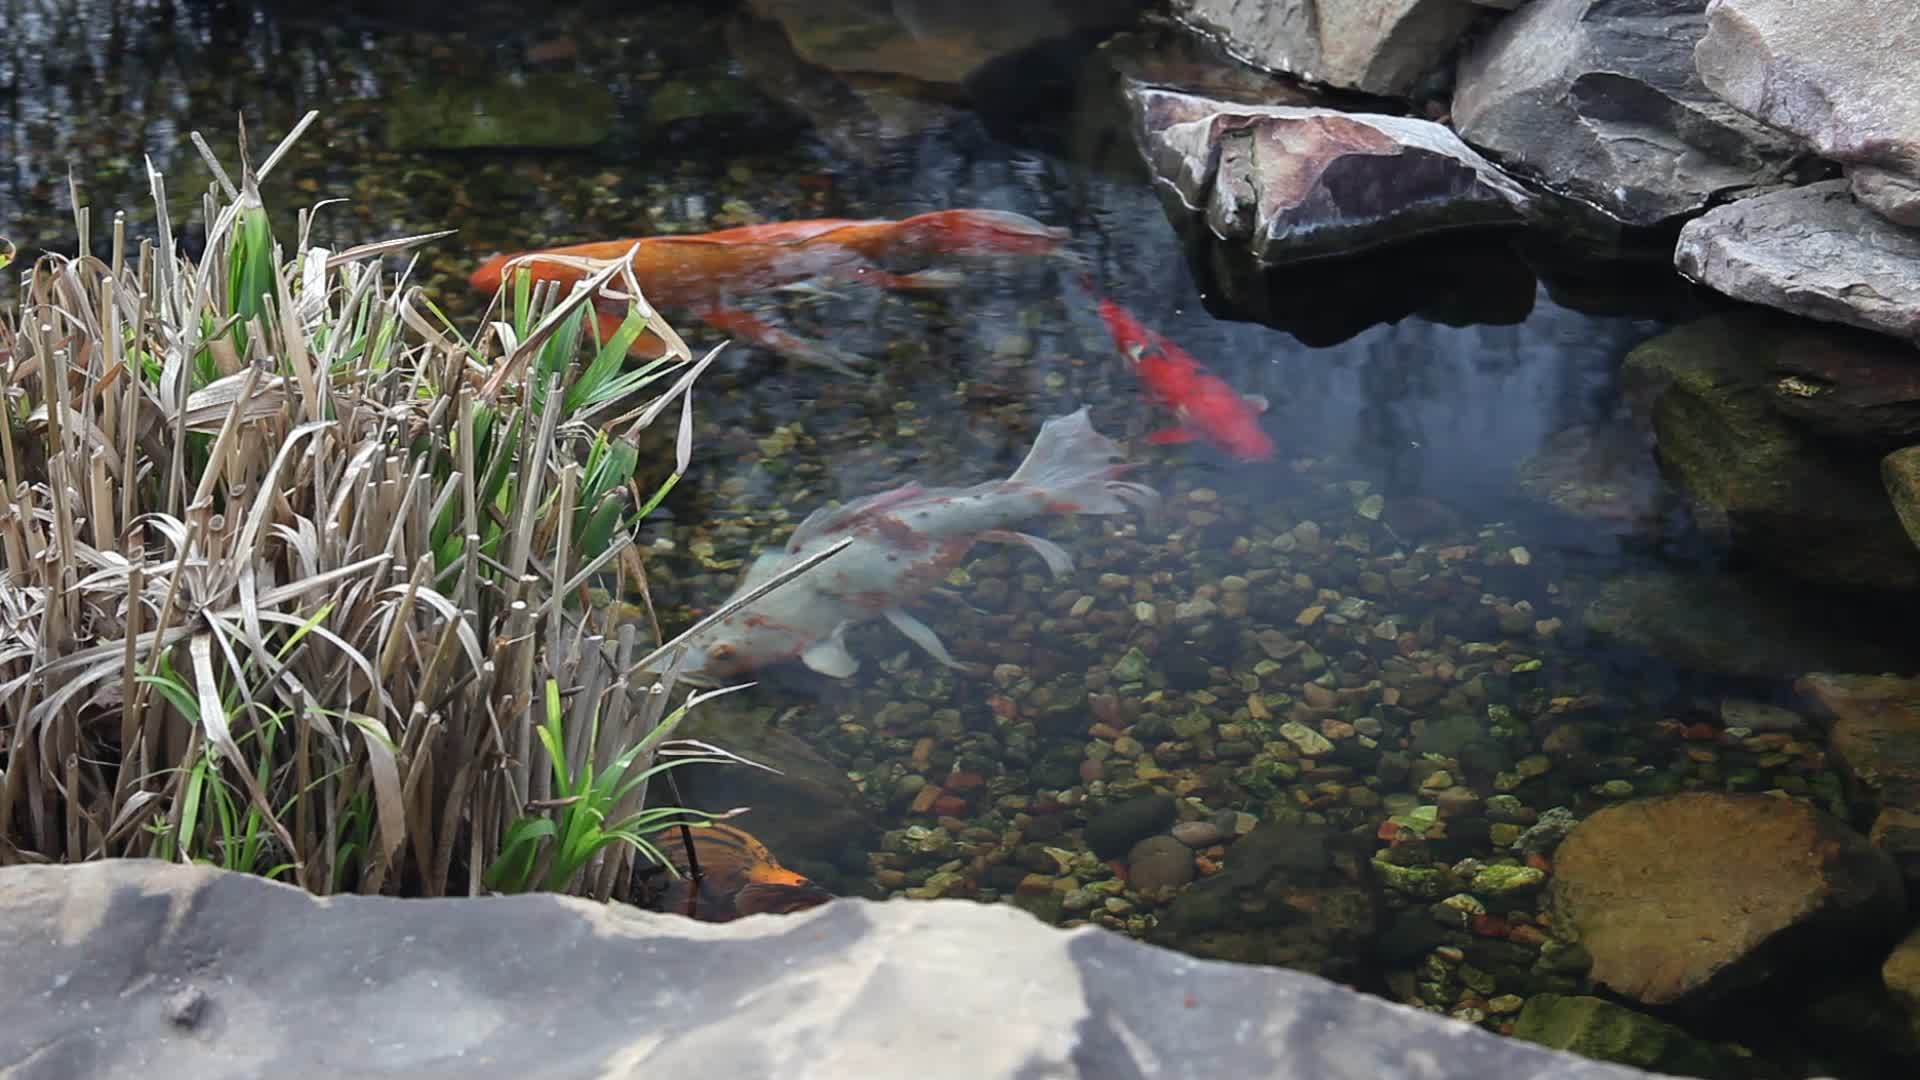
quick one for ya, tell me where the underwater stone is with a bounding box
[1278,721,1334,757]
[1084,794,1178,859]
[386,72,617,151]
[1126,835,1198,892]
[1471,864,1546,897]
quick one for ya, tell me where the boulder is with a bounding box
[1795,673,1920,885]
[1512,994,1742,1078]
[1695,0,1920,226]
[1675,181,1920,345]
[726,13,964,165]
[1622,314,1920,590]
[1169,0,1483,98]
[1582,570,1914,680]
[1452,0,1803,227]
[1550,792,1907,1007]
[1127,85,1533,266]
[1155,820,1382,980]
[385,72,617,151]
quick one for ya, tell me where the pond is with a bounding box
[6,2,1917,1077]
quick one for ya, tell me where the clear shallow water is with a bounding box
[7,2,1915,1074]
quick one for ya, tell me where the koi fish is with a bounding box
[674,408,1156,683]
[637,823,833,922]
[1082,285,1275,462]
[468,209,1071,376]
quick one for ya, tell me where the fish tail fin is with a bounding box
[1007,408,1159,515]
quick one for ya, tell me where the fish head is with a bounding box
[897,209,1069,260]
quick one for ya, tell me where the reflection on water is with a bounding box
[6,2,1915,1074]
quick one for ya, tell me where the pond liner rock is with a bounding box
[0,860,1678,1080]
[1694,0,1920,227]
[1674,181,1920,346]
[1451,0,1805,228]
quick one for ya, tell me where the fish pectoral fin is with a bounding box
[773,277,852,301]
[693,304,869,377]
[800,624,860,678]
[979,529,1075,578]
[1145,426,1202,446]
[883,608,965,669]
[1242,393,1270,415]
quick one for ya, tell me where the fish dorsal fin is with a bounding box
[786,484,926,551]
[800,623,860,678]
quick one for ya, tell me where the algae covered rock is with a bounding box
[1512,994,1741,1078]
[1550,792,1906,1007]
[387,72,617,151]
[1622,313,1920,590]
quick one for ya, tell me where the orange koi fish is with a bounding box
[469,209,1070,375]
[636,823,834,923]
[1084,285,1275,462]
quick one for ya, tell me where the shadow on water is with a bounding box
[6,0,1919,1070]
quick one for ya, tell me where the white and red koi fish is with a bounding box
[676,408,1156,683]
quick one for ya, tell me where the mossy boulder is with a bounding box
[1623,314,1920,590]
[1512,994,1740,1078]
[386,72,617,151]
[1551,792,1906,1007]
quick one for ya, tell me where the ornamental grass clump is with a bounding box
[0,115,838,899]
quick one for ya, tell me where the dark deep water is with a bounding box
[6,2,1916,1076]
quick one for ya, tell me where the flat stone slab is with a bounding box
[0,860,1672,1079]
[1675,181,1920,344]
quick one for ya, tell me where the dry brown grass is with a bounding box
[0,114,840,899]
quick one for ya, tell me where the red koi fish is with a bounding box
[1084,287,1275,462]
[468,209,1070,375]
